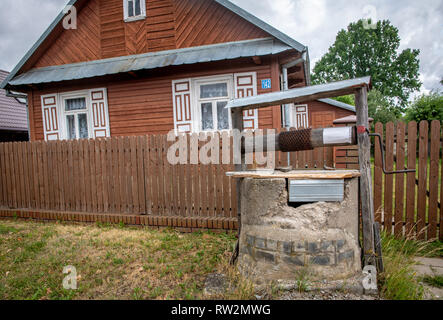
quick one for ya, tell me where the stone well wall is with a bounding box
[238,177,361,284]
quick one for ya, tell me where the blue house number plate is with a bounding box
[261,79,271,89]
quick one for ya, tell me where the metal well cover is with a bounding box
[289,179,344,202]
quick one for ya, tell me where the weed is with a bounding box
[295,267,312,293]
[378,232,429,300]
[421,275,443,288]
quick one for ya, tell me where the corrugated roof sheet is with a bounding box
[0,70,28,131]
[9,38,292,86]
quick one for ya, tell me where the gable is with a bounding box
[31,0,271,69]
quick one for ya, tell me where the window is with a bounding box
[172,73,257,134]
[123,0,146,22]
[196,79,232,131]
[63,96,90,140]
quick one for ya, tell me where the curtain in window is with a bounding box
[200,83,228,99]
[65,98,86,111]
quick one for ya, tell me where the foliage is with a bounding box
[421,275,443,288]
[368,89,399,125]
[333,95,355,106]
[405,91,443,123]
[312,19,421,110]
[379,232,441,300]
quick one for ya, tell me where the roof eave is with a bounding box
[215,0,307,53]
[2,0,307,89]
[1,0,80,90]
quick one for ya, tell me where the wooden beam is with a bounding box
[226,170,361,179]
[252,56,262,65]
[230,107,245,264]
[271,56,281,129]
[355,86,376,267]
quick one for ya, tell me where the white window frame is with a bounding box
[59,90,93,140]
[123,0,146,22]
[192,75,234,133]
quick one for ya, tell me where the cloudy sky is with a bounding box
[0,0,442,95]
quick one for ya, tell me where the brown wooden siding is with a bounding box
[174,0,269,49]
[28,61,278,141]
[34,0,101,68]
[30,0,271,70]
[307,100,354,128]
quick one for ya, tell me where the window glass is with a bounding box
[67,115,76,140]
[128,0,134,17]
[217,101,229,130]
[78,114,89,139]
[134,0,141,16]
[201,103,213,131]
[65,98,86,111]
[200,83,228,99]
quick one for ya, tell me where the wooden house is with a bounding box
[1,0,355,141]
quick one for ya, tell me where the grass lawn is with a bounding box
[0,219,251,300]
[2,218,441,300]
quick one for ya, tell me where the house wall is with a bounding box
[307,100,355,128]
[32,0,270,69]
[27,58,281,141]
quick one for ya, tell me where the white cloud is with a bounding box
[0,0,441,93]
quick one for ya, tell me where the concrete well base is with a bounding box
[238,177,361,285]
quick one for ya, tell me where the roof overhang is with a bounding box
[5,38,293,87]
[1,0,308,89]
[227,77,371,111]
[317,98,356,113]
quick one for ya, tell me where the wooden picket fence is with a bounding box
[373,120,442,241]
[0,129,333,231]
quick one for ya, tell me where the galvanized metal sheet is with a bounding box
[226,77,371,110]
[289,179,345,202]
[8,38,292,86]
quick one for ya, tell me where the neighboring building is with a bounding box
[1,0,355,142]
[0,70,29,142]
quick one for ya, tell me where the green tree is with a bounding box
[368,89,398,125]
[333,95,355,106]
[312,19,421,111]
[405,91,443,123]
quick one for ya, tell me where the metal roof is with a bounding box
[1,0,308,89]
[8,38,293,86]
[318,98,356,113]
[227,77,371,110]
[215,0,306,52]
[0,70,28,131]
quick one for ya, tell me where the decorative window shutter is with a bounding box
[89,88,111,138]
[41,94,61,141]
[293,104,309,129]
[234,72,258,130]
[172,79,193,133]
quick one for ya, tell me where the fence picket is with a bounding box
[394,122,406,237]
[373,122,383,223]
[384,122,395,234]
[428,120,440,239]
[417,121,429,240]
[406,122,417,237]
